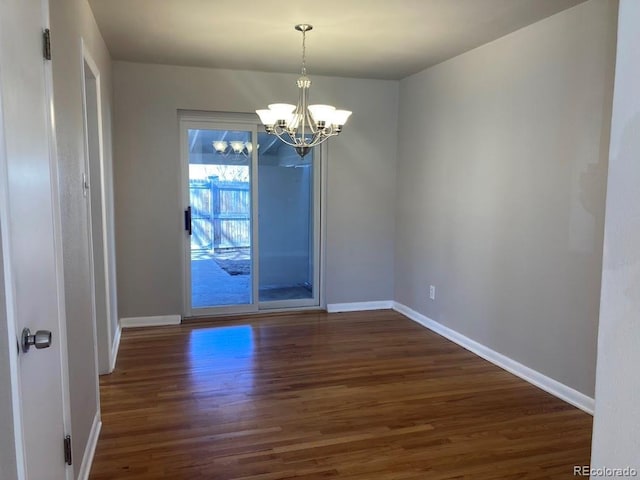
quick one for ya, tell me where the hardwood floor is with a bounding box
[90,310,592,479]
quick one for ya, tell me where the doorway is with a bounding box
[180,112,322,317]
[81,44,113,375]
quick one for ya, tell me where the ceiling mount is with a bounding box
[294,24,313,33]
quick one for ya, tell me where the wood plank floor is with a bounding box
[90,310,592,479]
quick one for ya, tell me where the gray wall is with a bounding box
[50,0,117,473]
[112,62,398,317]
[394,0,617,397]
[591,0,640,469]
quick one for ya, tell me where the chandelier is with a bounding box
[256,24,352,158]
[212,140,255,157]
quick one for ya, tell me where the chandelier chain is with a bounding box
[301,29,307,76]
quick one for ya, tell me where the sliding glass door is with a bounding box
[181,113,320,317]
[257,133,320,309]
[181,118,258,316]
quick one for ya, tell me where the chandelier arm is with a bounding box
[322,125,336,137]
[304,128,330,148]
[266,120,339,148]
[308,133,332,148]
[269,128,305,148]
[309,130,324,145]
[267,126,330,149]
[284,123,303,146]
[288,130,303,146]
[303,105,316,144]
[299,83,310,144]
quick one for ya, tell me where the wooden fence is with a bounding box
[190,176,250,251]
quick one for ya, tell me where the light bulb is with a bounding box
[212,140,228,153]
[230,141,245,153]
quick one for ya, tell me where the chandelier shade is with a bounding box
[256,24,352,158]
[212,140,255,157]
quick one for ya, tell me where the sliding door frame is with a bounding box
[180,112,259,317]
[179,110,327,318]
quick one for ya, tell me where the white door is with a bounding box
[0,0,71,478]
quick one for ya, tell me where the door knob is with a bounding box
[21,328,52,353]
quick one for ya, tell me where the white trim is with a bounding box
[77,412,101,480]
[108,322,121,373]
[180,116,189,317]
[319,142,328,310]
[326,301,394,313]
[78,39,103,452]
[81,39,114,376]
[120,315,182,328]
[392,302,595,415]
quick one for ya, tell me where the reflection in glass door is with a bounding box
[182,121,257,315]
[258,133,320,308]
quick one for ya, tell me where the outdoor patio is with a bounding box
[191,251,251,308]
[191,250,313,308]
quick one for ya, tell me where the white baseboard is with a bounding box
[77,412,101,480]
[393,302,595,415]
[120,314,181,328]
[326,301,393,313]
[109,322,121,373]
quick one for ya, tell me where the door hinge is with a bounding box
[64,435,72,465]
[43,28,51,60]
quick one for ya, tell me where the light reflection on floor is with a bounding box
[187,326,255,399]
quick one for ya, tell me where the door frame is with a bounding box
[180,112,260,317]
[179,110,327,317]
[80,39,114,376]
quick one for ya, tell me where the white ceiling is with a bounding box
[88,0,586,80]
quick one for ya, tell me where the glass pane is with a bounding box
[188,128,252,308]
[258,135,314,302]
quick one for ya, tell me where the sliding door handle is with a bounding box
[184,206,192,235]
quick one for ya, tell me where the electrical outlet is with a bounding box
[429,285,436,300]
